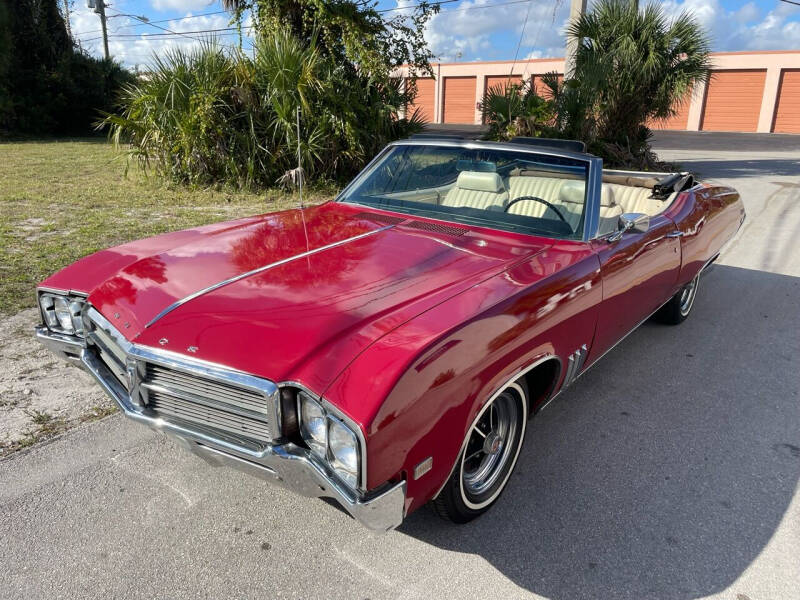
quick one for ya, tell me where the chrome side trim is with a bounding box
[145,225,394,328]
[560,344,588,390]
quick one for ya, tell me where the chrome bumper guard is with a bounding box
[35,325,406,532]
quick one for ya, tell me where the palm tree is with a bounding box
[561,0,711,154]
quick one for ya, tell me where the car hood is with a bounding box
[83,203,550,393]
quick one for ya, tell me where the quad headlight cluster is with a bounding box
[297,390,361,490]
[39,292,87,337]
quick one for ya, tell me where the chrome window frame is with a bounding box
[335,139,604,242]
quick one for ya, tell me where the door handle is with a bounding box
[666,230,684,238]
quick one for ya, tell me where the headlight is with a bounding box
[39,292,86,337]
[328,416,359,489]
[298,391,327,457]
[296,389,362,490]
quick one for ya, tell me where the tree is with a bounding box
[558,0,711,160]
[221,0,437,79]
[0,0,133,135]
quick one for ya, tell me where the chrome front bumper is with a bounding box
[35,326,406,532]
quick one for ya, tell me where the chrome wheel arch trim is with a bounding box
[432,353,561,501]
[458,381,527,510]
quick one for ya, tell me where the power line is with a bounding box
[79,29,251,43]
[509,0,533,75]
[778,0,800,6]
[105,6,210,43]
[439,0,531,13]
[377,0,460,13]
[112,26,249,39]
[72,9,230,37]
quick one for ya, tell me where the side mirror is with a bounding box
[607,213,649,241]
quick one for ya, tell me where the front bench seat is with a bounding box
[506,180,623,235]
[442,171,508,211]
[555,181,624,234]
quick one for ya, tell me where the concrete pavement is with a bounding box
[1,140,799,600]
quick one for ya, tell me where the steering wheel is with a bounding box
[504,195,570,226]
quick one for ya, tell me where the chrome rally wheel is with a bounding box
[433,382,528,523]
[656,273,700,325]
[678,275,699,317]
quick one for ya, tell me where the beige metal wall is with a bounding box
[397,51,800,133]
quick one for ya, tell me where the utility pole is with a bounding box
[564,0,587,80]
[87,0,110,60]
[63,0,72,39]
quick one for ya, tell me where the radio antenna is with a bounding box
[297,105,304,208]
[297,105,310,258]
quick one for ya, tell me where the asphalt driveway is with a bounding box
[1,138,799,600]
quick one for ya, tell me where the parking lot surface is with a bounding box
[1,135,799,599]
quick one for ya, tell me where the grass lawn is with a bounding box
[0,138,334,316]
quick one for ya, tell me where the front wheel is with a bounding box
[655,273,700,325]
[433,382,528,524]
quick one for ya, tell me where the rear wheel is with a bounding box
[655,273,699,325]
[433,383,528,523]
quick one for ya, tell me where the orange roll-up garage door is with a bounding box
[773,70,800,134]
[649,89,692,130]
[483,75,522,123]
[407,77,435,123]
[443,76,477,124]
[531,74,563,99]
[484,75,522,94]
[700,70,766,132]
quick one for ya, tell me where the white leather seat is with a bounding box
[555,180,622,233]
[506,175,567,218]
[506,179,622,235]
[602,183,666,215]
[442,171,508,211]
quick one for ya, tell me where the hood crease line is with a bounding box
[144,224,394,328]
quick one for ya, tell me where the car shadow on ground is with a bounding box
[399,264,800,600]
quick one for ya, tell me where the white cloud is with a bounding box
[420,0,570,62]
[390,0,800,63]
[657,0,800,52]
[150,0,215,13]
[71,4,245,68]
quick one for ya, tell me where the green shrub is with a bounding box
[104,32,425,188]
[480,82,554,140]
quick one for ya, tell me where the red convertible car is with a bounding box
[36,138,744,531]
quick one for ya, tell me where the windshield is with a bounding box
[339,143,590,239]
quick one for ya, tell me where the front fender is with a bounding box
[323,247,601,515]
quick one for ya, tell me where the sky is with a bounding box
[68,0,800,68]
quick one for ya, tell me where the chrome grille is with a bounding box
[141,362,273,445]
[84,307,276,448]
